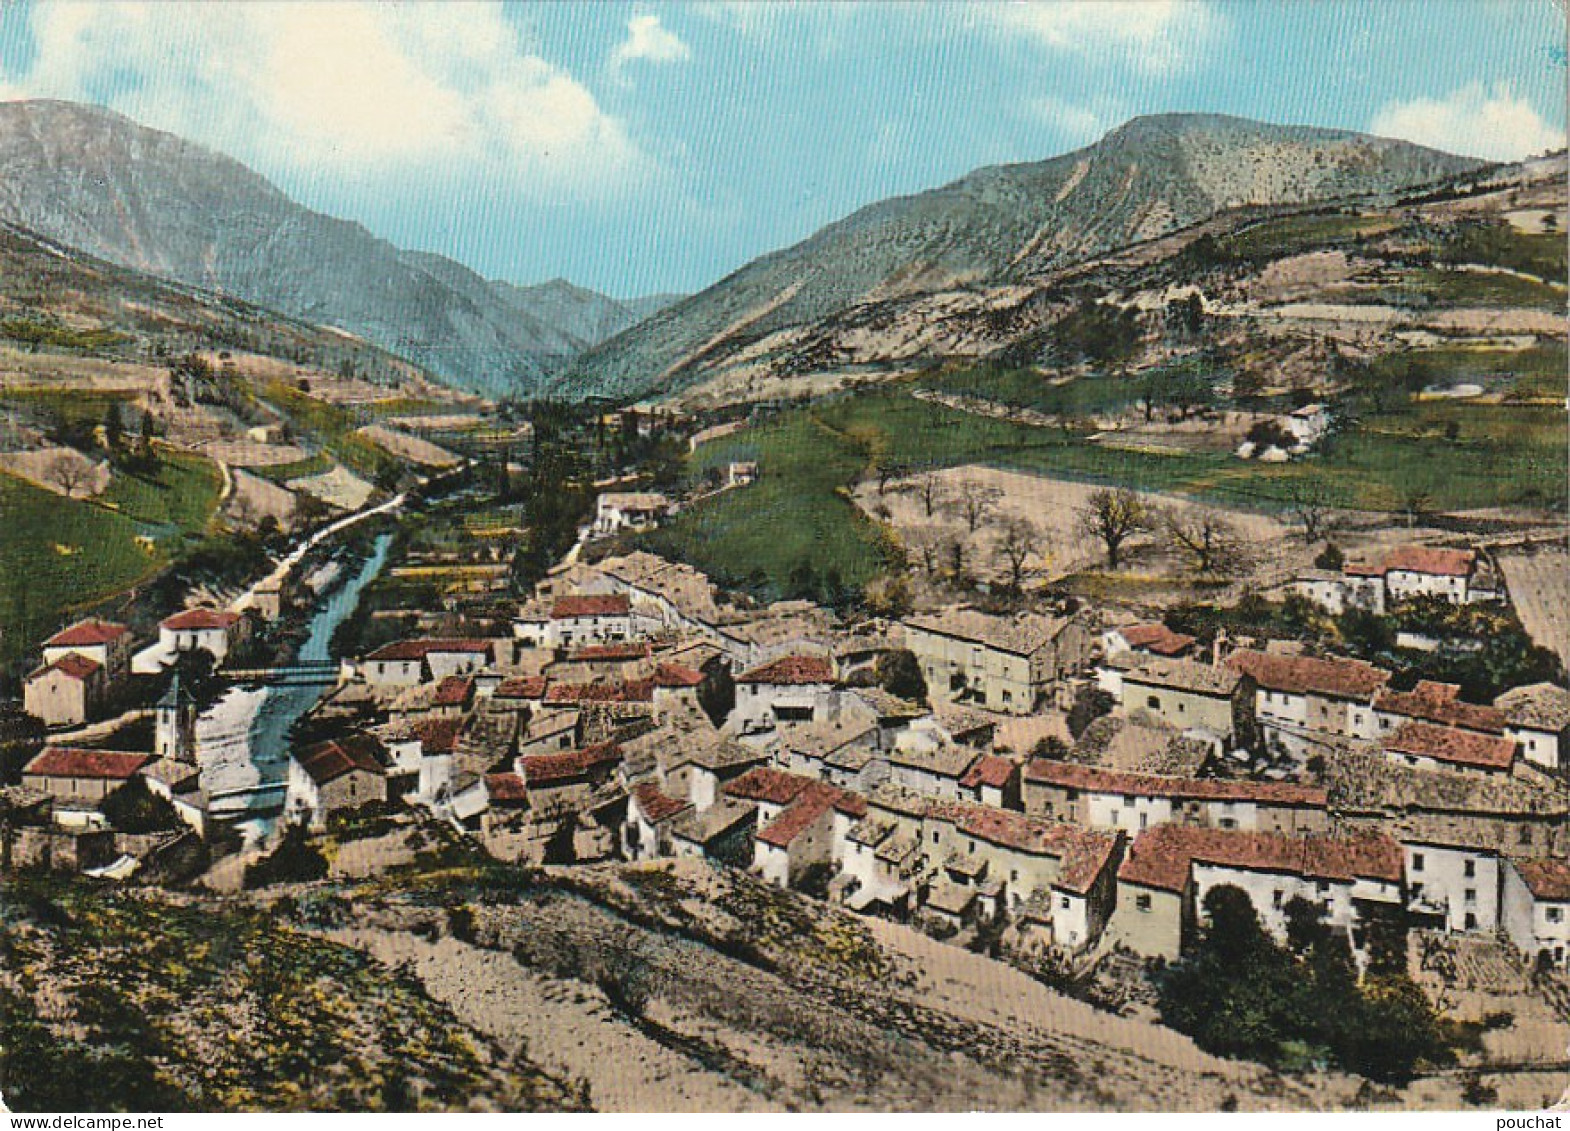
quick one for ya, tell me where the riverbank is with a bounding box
[198,532,393,835]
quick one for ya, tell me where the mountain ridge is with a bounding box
[561,112,1484,400]
[0,99,676,398]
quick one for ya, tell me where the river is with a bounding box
[195,531,392,836]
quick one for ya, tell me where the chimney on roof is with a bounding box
[1212,628,1230,669]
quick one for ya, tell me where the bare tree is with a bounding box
[875,460,903,496]
[1077,487,1148,569]
[45,453,88,498]
[906,525,946,575]
[1285,479,1336,544]
[1401,488,1433,529]
[910,472,945,517]
[994,517,1041,592]
[949,482,1002,533]
[945,534,969,581]
[1160,506,1247,576]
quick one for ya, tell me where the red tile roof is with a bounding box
[552,594,631,619]
[736,654,835,686]
[1225,649,1389,700]
[728,767,865,847]
[724,766,816,806]
[1382,546,1476,577]
[494,676,547,700]
[432,675,475,708]
[543,680,654,705]
[366,638,493,662]
[45,618,129,648]
[1117,623,1197,657]
[935,803,1120,892]
[652,662,705,688]
[1514,857,1570,901]
[757,792,835,848]
[414,717,464,754]
[161,607,240,631]
[570,642,651,662]
[632,781,691,824]
[1118,826,1403,893]
[1383,720,1516,771]
[1344,546,1478,579]
[1374,681,1505,734]
[960,755,1016,791]
[521,742,622,785]
[24,746,149,780]
[485,771,529,804]
[1024,760,1328,807]
[31,653,103,682]
[296,734,386,785]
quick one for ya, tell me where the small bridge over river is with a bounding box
[221,660,341,688]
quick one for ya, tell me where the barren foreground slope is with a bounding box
[322,857,1501,1112]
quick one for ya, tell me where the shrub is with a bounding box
[99,777,181,834]
[1157,885,1453,1083]
[243,825,328,889]
[1067,686,1115,740]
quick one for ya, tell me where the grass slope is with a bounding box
[655,377,1565,594]
[0,447,222,664]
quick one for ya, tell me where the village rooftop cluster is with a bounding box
[10,415,1569,977]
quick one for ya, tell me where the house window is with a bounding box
[1548,908,1563,924]
[1219,818,1237,830]
[1011,869,1019,882]
[968,839,976,854]
[1123,796,1136,808]
[1464,889,1476,904]
[1135,893,1152,912]
[1272,890,1284,908]
[1464,860,1476,878]
[1146,695,1159,710]
[932,830,939,844]
[1060,896,1070,910]
[1465,912,1478,930]
[1412,853,1425,872]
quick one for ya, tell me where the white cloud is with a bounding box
[982,1,1222,76]
[612,14,691,70]
[1370,83,1566,162]
[692,2,795,37]
[1026,96,1118,145]
[5,2,651,197]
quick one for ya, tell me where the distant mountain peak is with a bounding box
[566,113,1484,400]
[0,98,671,398]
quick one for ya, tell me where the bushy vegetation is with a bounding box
[0,877,573,1111]
[1158,886,1452,1083]
[243,824,329,889]
[100,777,182,834]
[1,316,130,351]
[1167,592,1562,703]
[1440,219,1568,283]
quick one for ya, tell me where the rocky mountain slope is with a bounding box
[0,100,673,398]
[565,114,1484,400]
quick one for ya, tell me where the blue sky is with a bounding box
[0,1,1563,298]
